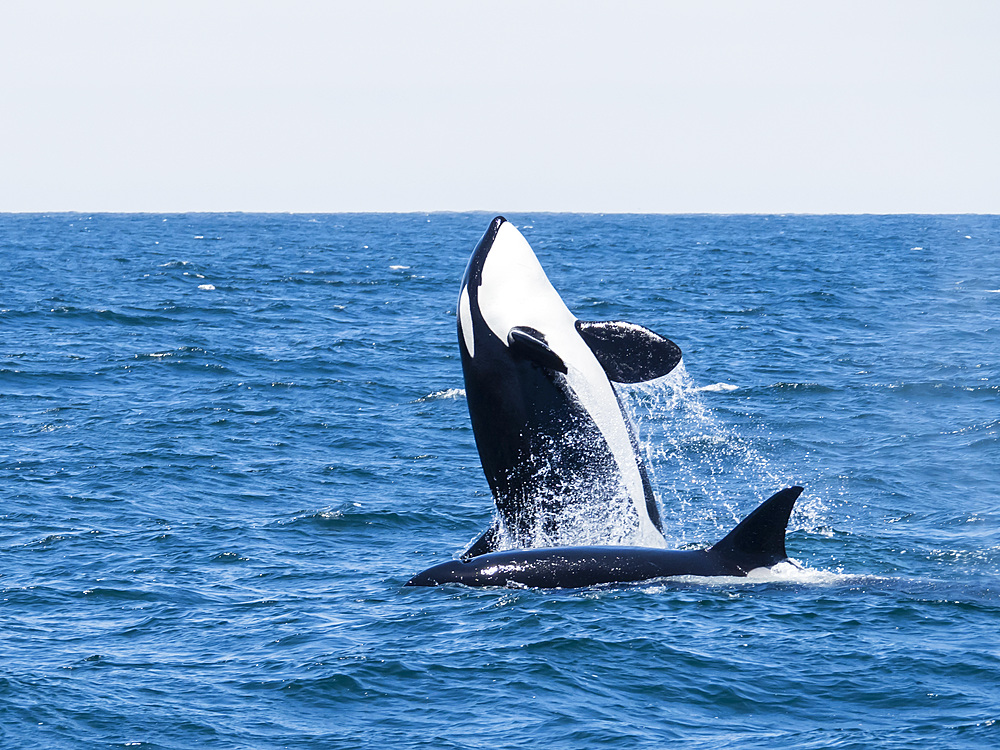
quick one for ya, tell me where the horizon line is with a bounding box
[2,209,997,217]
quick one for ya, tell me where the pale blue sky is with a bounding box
[2,1,997,212]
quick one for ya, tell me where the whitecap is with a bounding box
[198,284,216,291]
[697,382,738,392]
[417,388,466,401]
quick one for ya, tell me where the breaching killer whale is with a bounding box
[407,217,804,588]
[454,216,683,555]
[407,486,803,588]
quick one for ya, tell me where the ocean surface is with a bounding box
[1,213,998,749]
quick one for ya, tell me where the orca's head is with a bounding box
[457,216,575,363]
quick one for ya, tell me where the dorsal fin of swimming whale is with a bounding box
[408,485,807,587]
[462,519,499,561]
[709,485,803,572]
[575,321,682,383]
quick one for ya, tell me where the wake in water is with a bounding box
[625,564,879,592]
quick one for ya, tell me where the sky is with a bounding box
[1,1,998,213]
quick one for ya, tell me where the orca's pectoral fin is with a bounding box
[508,327,568,373]
[709,486,803,571]
[575,321,682,383]
[461,519,501,561]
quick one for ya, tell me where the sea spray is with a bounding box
[490,428,645,551]
[479,361,823,553]
[619,361,793,544]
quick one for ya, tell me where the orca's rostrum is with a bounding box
[407,217,803,589]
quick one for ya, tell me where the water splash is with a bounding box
[479,361,821,554]
[491,430,645,551]
[619,362,799,545]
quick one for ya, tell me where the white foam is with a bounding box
[697,382,738,392]
[743,560,846,582]
[418,388,466,401]
[624,562,878,591]
[198,284,216,291]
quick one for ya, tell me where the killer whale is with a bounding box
[457,216,683,555]
[411,217,804,589]
[407,486,804,588]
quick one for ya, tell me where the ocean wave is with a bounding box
[416,388,466,401]
[696,382,738,392]
[4,213,999,750]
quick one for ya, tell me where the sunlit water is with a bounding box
[2,213,998,749]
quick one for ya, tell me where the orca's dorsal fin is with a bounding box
[461,519,500,560]
[508,326,568,373]
[575,321,682,383]
[709,486,803,571]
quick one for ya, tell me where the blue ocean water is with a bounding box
[1,213,998,749]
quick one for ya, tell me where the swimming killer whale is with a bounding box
[406,486,803,587]
[407,216,804,588]
[455,216,683,556]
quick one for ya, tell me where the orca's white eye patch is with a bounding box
[459,285,475,357]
